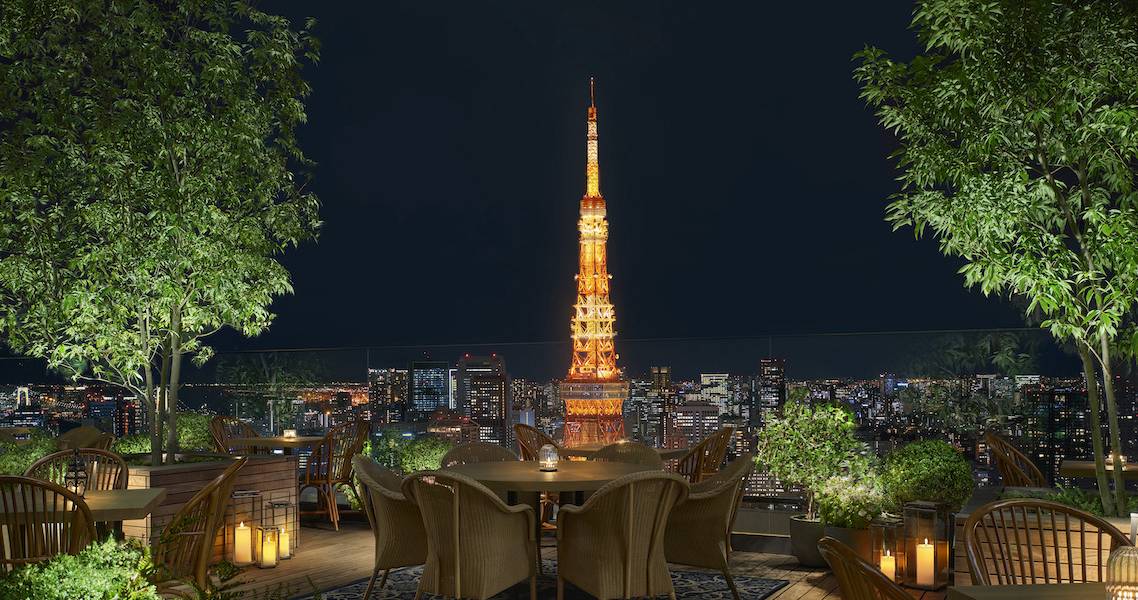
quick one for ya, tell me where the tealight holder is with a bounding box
[538,444,559,471]
[1108,546,1138,600]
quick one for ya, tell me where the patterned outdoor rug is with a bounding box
[294,559,788,599]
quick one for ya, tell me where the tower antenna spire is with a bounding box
[589,76,595,106]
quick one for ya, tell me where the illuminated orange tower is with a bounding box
[561,78,628,446]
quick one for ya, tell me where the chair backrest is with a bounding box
[818,536,911,600]
[154,457,247,588]
[401,470,526,597]
[353,455,427,570]
[963,498,1134,585]
[326,420,369,482]
[92,432,116,451]
[514,423,557,461]
[209,416,260,454]
[0,476,96,572]
[676,428,733,483]
[440,442,518,468]
[25,448,129,491]
[985,431,1047,488]
[692,453,756,536]
[590,442,664,469]
[55,425,105,450]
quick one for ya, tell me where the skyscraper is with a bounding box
[561,78,628,446]
[409,361,450,421]
[457,354,509,446]
[700,373,730,416]
[368,368,409,423]
[755,358,787,426]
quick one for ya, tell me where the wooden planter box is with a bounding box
[123,454,298,563]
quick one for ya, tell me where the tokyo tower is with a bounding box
[561,78,628,447]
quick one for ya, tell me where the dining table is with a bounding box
[1058,458,1138,481]
[946,582,1106,599]
[559,442,690,461]
[0,487,167,540]
[229,435,325,455]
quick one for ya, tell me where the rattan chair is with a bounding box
[55,425,106,450]
[963,498,1134,585]
[0,476,96,573]
[514,423,559,460]
[441,442,518,468]
[153,457,248,590]
[208,415,268,455]
[590,441,665,469]
[25,448,129,491]
[352,455,427,598]
[402,470,537,600]
[556,471,689,600]
[818,536,911,600]
[300,420,369,530]
[675,427,733,484]
[985,431,1048,488]
[664,453,754,599]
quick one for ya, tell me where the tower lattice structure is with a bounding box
[562,78,628,447]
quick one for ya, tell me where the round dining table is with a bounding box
[445,459,657,494]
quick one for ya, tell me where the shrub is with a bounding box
[0,431,58,476]
[881,439,973,511]
[817,474,889,529]
[756,401,867,519]
[399,436,452,473]
[0,537,160,600]
[113,412,215,456]
[1001,486,1138,517]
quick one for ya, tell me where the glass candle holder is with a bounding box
[1107,546,1138,600]
[226,490,262,567]
[257,526,278,568]
[870,515,905,583]
[901,501,951,590]
[538,444,559,471]
[266,496,295,559]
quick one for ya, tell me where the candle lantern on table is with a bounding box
[869,515,904,583]
[266,495,296,560]
[63,449,88,498]
[538,444,559,472]
[226,490,262,567]
[1108,546,1138,600]
[256,523,278,568]
[901,501,950,590]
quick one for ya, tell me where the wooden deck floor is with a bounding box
[228,522,947,599]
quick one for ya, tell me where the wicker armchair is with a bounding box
[985,431,1047,488]
[963,498,1133,585]
[514,423,558,460]
[300,420,369,530]
[590,441,665,469]
[352,455,427,598]
[153,457,247,590]
[674,427,734,484]
[557,471,689,600]
[0,476,96,573]
[25,448,129,491]
[441,442,518,468]
[664,453,754,599]
[209,415,268,455]
[402,470,537,600]
[55,425,107,450]
[818,536,911,600]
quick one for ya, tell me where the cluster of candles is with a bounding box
[233,522,291,568]
[876,539,934,586]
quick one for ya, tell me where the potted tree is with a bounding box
[757,400,866,567]
[880,439,974,512]
[817,474,888,562]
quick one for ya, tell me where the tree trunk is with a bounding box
[165,308,183,465]
[1099,334,1127,516]
[1077,345,1115,516]
[155,345,171,466]
[146,359,161,468]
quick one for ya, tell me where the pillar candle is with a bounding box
[260,530,278,568]
[234,522,252,565]
[279,527,291,559]
[879,549,896,582]
[916,538,935,587]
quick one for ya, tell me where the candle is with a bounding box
[880,549,896,582]
[1130,513,1137,545]
[260,529,278,568]
[916,538,935,587]
[234,522,252,565]
[279,527,291,559]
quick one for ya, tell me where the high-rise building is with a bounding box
[368,368,409,424]
[642,366,674,448]
[755,358,787,426]
[667,402,720,449]
[457,355,509,446]
[700,373,731,416]
[409,361,449,421]
[561,78,628,446]
[1019,382,1092,485]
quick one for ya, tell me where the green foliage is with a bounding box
[0,537,160,600]
[1002,486,1138,517]
[0,0,321,465]
[756,401,867,519]
[113,412,214,455]
[880,440,973,511]
[211,559,242,583]
[0,431,58,476]
[817,474,889,529]
[364,431,452,475]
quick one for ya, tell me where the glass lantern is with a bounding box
[1130,512,1137,545]
[1108,547,1138,600]
[901,501,951,590]
[266,496,295,560]
[870,515,905,583]
[64,449,88,498]
[255,524,279,568]
[538,444,559,471]
[226,490,262,567]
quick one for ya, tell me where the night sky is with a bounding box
[7,2,1050,383]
